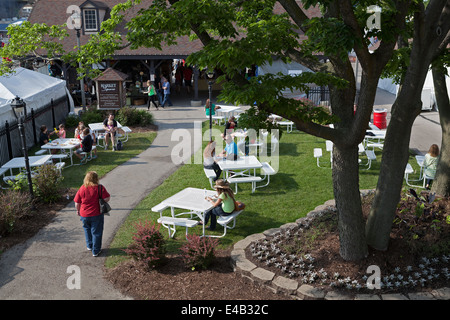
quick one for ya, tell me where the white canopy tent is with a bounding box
[377,68,450,111]
[0,67,73,123]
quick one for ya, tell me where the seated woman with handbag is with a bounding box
[203,179,244,231]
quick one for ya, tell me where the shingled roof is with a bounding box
[28,0,202,58]
[28,0,320,59]
[93,67,128,81]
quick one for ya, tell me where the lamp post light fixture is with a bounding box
[206,68,216,142]
[71,11,87,112]
[10,96,34,198]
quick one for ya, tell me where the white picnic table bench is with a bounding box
[152,187,245,239]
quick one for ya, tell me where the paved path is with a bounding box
[0,97,207,299]
[0,89,442,300]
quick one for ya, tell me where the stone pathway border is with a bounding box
[230,195,450,300]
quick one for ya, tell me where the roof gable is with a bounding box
[80,1,109,9]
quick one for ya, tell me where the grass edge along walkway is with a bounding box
[106,125,423,269]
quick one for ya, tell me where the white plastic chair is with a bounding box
[314,148,323,167]
[325,140,333,166]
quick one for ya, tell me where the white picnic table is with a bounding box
[152,187,217,237]
[40,138,80,167]
[216,105,242,119]
[269,114,295,133]
[1,155,53,182]
[216,155,263,193]
[89,121,132,147]
[2,155,53,171]
[216,155,262,178]
[364,129,386,149]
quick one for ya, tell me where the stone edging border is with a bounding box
[230,194,450,300]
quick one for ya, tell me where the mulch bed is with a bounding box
[246,190,450,296]
[105,249,287,300]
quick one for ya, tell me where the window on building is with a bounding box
[83,9,98,31]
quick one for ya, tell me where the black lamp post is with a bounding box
[206,69,215,142]
[10,96,34,198]
[71,11,86,112]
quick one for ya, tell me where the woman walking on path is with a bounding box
[74,171,111,257]
[144,80,159,110]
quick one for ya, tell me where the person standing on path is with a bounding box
[160,76,173,108]
[144,80,159,110]
[74,171,111,257]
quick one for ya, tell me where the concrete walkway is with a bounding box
[0,95,208,299]
[0,88,442,300]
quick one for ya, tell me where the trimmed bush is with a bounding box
[124,220,166,270]
[180,235,219,270]
[81,108,104,125]
[64,113,79,128]
[116,107,153,126]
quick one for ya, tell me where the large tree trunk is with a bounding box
[366,58,432,250]
[431,66,450,196]
[365,0,450,250]
[325,68,375,261]
[365,93,421,250]
[332,143,368,260]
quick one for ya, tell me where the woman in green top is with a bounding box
[423,144,439,190]
[204,179,236,230]
[205,99,221,116]
[145,80,159,110]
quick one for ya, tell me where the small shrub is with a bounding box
[81,108,104,125]
[180,235,219,270]
[124,220,166,269]
[6,172,30,192]
[33,164,64,203]
[65,113,80,128]
[0,190,34,236]
[116,107,153,126]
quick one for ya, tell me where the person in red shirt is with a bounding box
[74,171,110,257]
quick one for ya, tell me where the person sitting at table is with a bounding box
[219,134,238,160]
[203,179,237,231]
[79,126,98,159]
[203,140,222,181]
[74,121,85,138]
[57,123,66,139]
[39,125,56,146]
[423,144,440,190]
[103,113,118,151]
[205,99,220,116]
[76,124,86,141]
[75,128,93,164]
[39,125,58,154]
[221,116,237,139]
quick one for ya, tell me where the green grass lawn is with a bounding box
[105,125,403,269]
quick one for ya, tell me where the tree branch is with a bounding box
[277,0,310,32]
